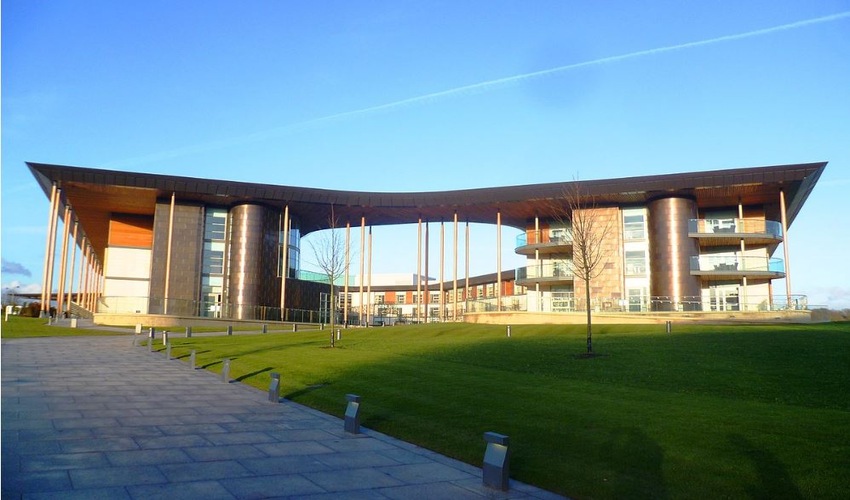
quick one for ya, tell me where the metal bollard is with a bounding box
[148,328,154,352]
[292,324,298,332]
[221,358,230,383]
[666,320,672,334]
[227,325,233,336]
[483,432,511,491]
[165,342,171,360]
[262,324,268,334]
[344,394,362,434]
[162,331,169,346]
[185,326,192,338]
[336,329,341,341]
[189,350,196,370]
[268,372,280,403]
[135,323,142,334]
[506,325,511,338]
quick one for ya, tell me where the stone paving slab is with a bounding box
[2,336,567,499]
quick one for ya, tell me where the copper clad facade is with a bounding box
[647,196,701,311]
[228,204,280,319]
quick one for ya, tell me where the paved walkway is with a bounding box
[2,336,565,499]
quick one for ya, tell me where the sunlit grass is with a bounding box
[0,315,123,338]
[155,322,850,498]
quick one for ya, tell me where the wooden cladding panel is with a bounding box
[109,214,154,248]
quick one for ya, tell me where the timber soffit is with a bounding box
[28,161,826,234]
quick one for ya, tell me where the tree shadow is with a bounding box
[728,434,802,499]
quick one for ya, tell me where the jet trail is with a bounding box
[109,11,850,168]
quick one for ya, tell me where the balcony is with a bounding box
[515,262,574,286]
[690,255,785,279]
[515,230,573,256]
[688,218,783,246]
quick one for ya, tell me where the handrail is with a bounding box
[688,218,782,238]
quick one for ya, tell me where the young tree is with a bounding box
[551,180,615,354]
[308,206,346,347]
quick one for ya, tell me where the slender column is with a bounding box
[453,212,458,321]
[439,221,445,321]
[41,186,60,314]
[738,201,748,311]
[367,226,373,325]
[280,206,289,319]
[95,261,103,311]
[465,221,470,313]
[67,221,78,309]
[83,250,91,311]
[163,193,176,314]
[535,216,541,312]
[88,255,97,311]
[496,210,502,310]
[57,206,72,315]
[780,190,792,307]
[424,221,430,323]
[359,216,365,325]
[344,221,350,325]
[417,218,422,323]
[78,243,89,305]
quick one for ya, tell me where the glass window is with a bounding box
[623,213,646,240]
[625,250,647,276]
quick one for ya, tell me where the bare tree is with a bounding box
[551,179,615,354]
[308,206,346,346]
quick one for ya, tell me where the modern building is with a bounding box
[28,161,825,324]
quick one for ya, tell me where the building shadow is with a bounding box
[605,427,669,499]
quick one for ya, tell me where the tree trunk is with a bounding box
[585,277,592,354]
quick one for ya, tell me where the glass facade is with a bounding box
[201,208,228,317]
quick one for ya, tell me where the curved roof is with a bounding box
[28,161,826,260]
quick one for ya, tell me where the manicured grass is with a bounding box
[156,322,848,497]
[0,316,124,338]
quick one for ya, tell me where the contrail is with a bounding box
[108,11,850,168]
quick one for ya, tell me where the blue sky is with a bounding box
[2,1,849,308]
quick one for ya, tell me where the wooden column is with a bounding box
[67,221,78,310]
[344,220,350,326]
[280,205,289,320]
[453,212,458,321]
[417,218,422,323]
[41,185,59,314]
[780,190,792,308]
[164,192,176,314]
[496,210,502,310]
[359,216,365,325]
[56,206,71,315]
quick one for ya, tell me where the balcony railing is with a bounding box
[516,230,573,255]
[516,262,574,284]
[688,218,782,239]
[690,255,785,275]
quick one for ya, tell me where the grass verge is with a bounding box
[0,316,125,338]
[155,322,850,498]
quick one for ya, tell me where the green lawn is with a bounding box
[0,315,124,338]
[149,322,850,498]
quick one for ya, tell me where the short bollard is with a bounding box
[227,325,233,336]
[292,324,298,332]
[189,350,196,370]
[506,325,511,337]
[666,320,672,334]
[135,323,142,334]
[149,327,156,340]
[70,318,78,328]
[148,328,154,352]
[222,358,230,383]
[262,324,268,334]
[483,432,511,491]
[165,342,172,360]
[344,394,362,434]
[185,326,192,338]
[162,331,169,346]
[336,329,341,341]
[268,372,280,403]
